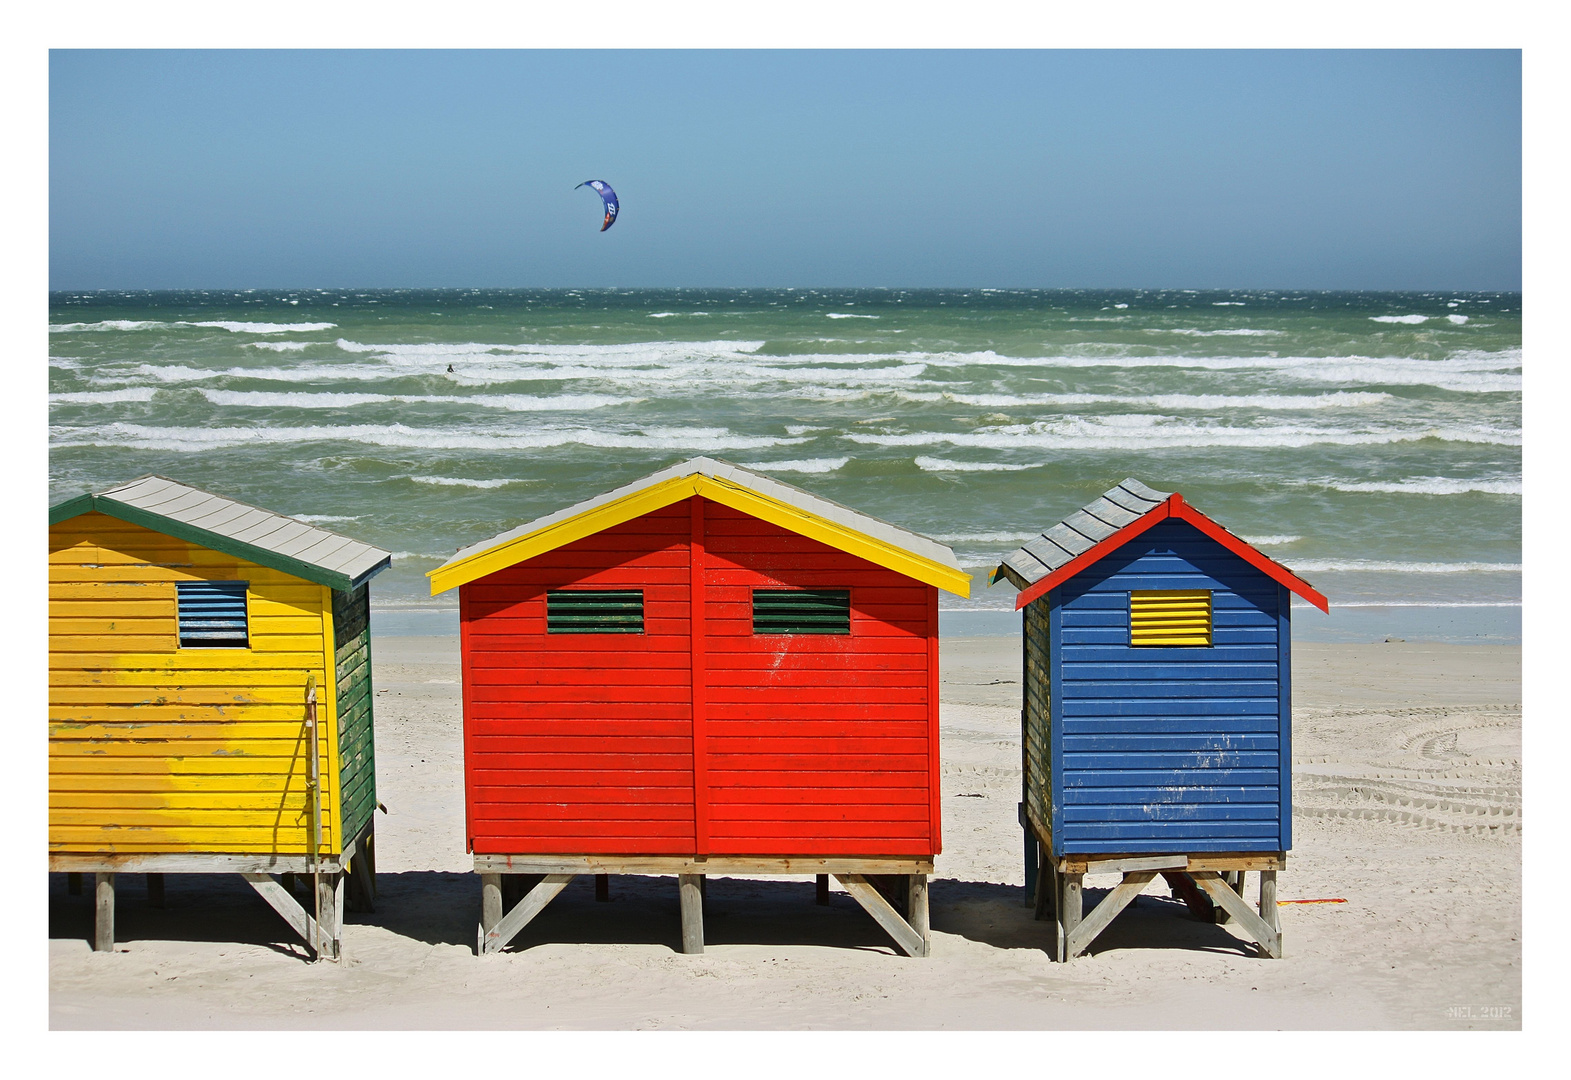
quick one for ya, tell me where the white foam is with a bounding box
[1164,328,1284,337]
[294,514,358,523]
[913,456,1034,472]
[410,476,534,489]
[246,341,315,352]
[929,530,1039,543]
[849,415,1522,451]
[49,388,157,404]
[869,390,1392,410]
[49,320,162,332]
[196,389,631,411]
[648,312,709,317]
[188,320,337,333]
[1369,315,1429,324]
[1448,314,1469,325]
[1212,301,1246,306]
[1290,559,1520,573]
[50,319,337,333]
[56,422,808,454]
[1240,535,1302,546]
[735,457,850,473]
[826,313,880,319]
[1313,476,1522,496]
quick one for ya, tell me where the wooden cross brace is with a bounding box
[833,873,931,957]
[1190,870,1283,958]
[241,872,343,961]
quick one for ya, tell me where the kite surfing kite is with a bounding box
[575,180,619,232]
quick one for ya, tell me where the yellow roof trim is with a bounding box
[428,473,971,597]
[428,474,702,595]
[694,474,971,597]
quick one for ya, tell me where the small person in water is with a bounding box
[446,363,454,373]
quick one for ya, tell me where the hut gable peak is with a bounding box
[993,478,1327,613]
[49,474,392,592]
[428,456,971,597]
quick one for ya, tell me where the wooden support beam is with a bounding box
[595,874,609,902]
[1084,855,1188,875]
[816,874,830,905]
[242,873,330,958]
[480,874,503,939]
[679,874,705,954]
[94,873,114,952]
[147,873,165,909]
[1057,873,1083,962]
[67,872,82,896]
[348,847,376,914]
[479,874,574,955]
[1160,871,1216,921]
[1259,869,1281,936]
[473,854,932,877]
[1192,871,1282,959]
[1215,869,1248,925]
[834,874,927,958]
[906,875,931,957]
[1063,870,1158,960]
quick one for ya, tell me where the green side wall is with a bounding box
[1023,595,1052,848]
[334,584,376,846]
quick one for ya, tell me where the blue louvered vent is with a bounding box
[176,580,249,647]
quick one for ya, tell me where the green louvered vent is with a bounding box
[176,580,249,647]
[752,589,851,635]
[547,589,644,633]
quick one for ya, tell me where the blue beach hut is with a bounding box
[991,479,1328,961]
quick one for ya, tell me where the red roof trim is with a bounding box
[1013,493,1330,613]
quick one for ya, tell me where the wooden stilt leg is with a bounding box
[1057,873,1082,963]
[147,873,165,909]
[317,872,341,960]
[1216,870,1242,924]
[1033,846,1055,921]
[477,874,502,949]
[679,874,705,954]
[94,873,115,952]
[1259,868,1281,951]
[595,874,610,902]
[364,830,377,899]
[816,874,830,905]
[907,874,931,957]
[479,874,573,955]
[1023,826,1038,907]
[67,872,82,896]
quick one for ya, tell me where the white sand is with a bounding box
[49,637,1520,1030]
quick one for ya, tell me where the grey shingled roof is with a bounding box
[438,456,962,573]
[993,478,1172,591]
[50,475,392,592]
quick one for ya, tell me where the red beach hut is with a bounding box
[427,457,971,955]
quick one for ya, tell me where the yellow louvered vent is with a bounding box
[1130,589,1212,647]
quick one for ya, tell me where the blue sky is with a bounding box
[48,49,1521,290]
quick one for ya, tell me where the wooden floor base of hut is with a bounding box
[47,821,377,962]
[472,855,934,957]
[1025,823,1285,961]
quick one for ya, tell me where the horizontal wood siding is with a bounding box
[1051,518,1284,853]
[1023,595,1051,846]
[49,512,339,856]
[461,504,694,854]
[701,503,935,858]
[333,583,376,843]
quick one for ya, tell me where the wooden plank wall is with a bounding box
[461,504,697,855]
[48,512,339,856]
[458,497,939,859]
[702,502,936,858]
[1023,595,1052,846]
[333,584,376,843]
[1049,518,1284,853]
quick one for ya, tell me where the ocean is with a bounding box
[48,288,1522,643]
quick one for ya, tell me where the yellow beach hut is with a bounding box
[49,476,391,959]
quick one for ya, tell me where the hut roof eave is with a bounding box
[427,456,972,598]
[992,478,1328,613]
[49,475,392,593]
